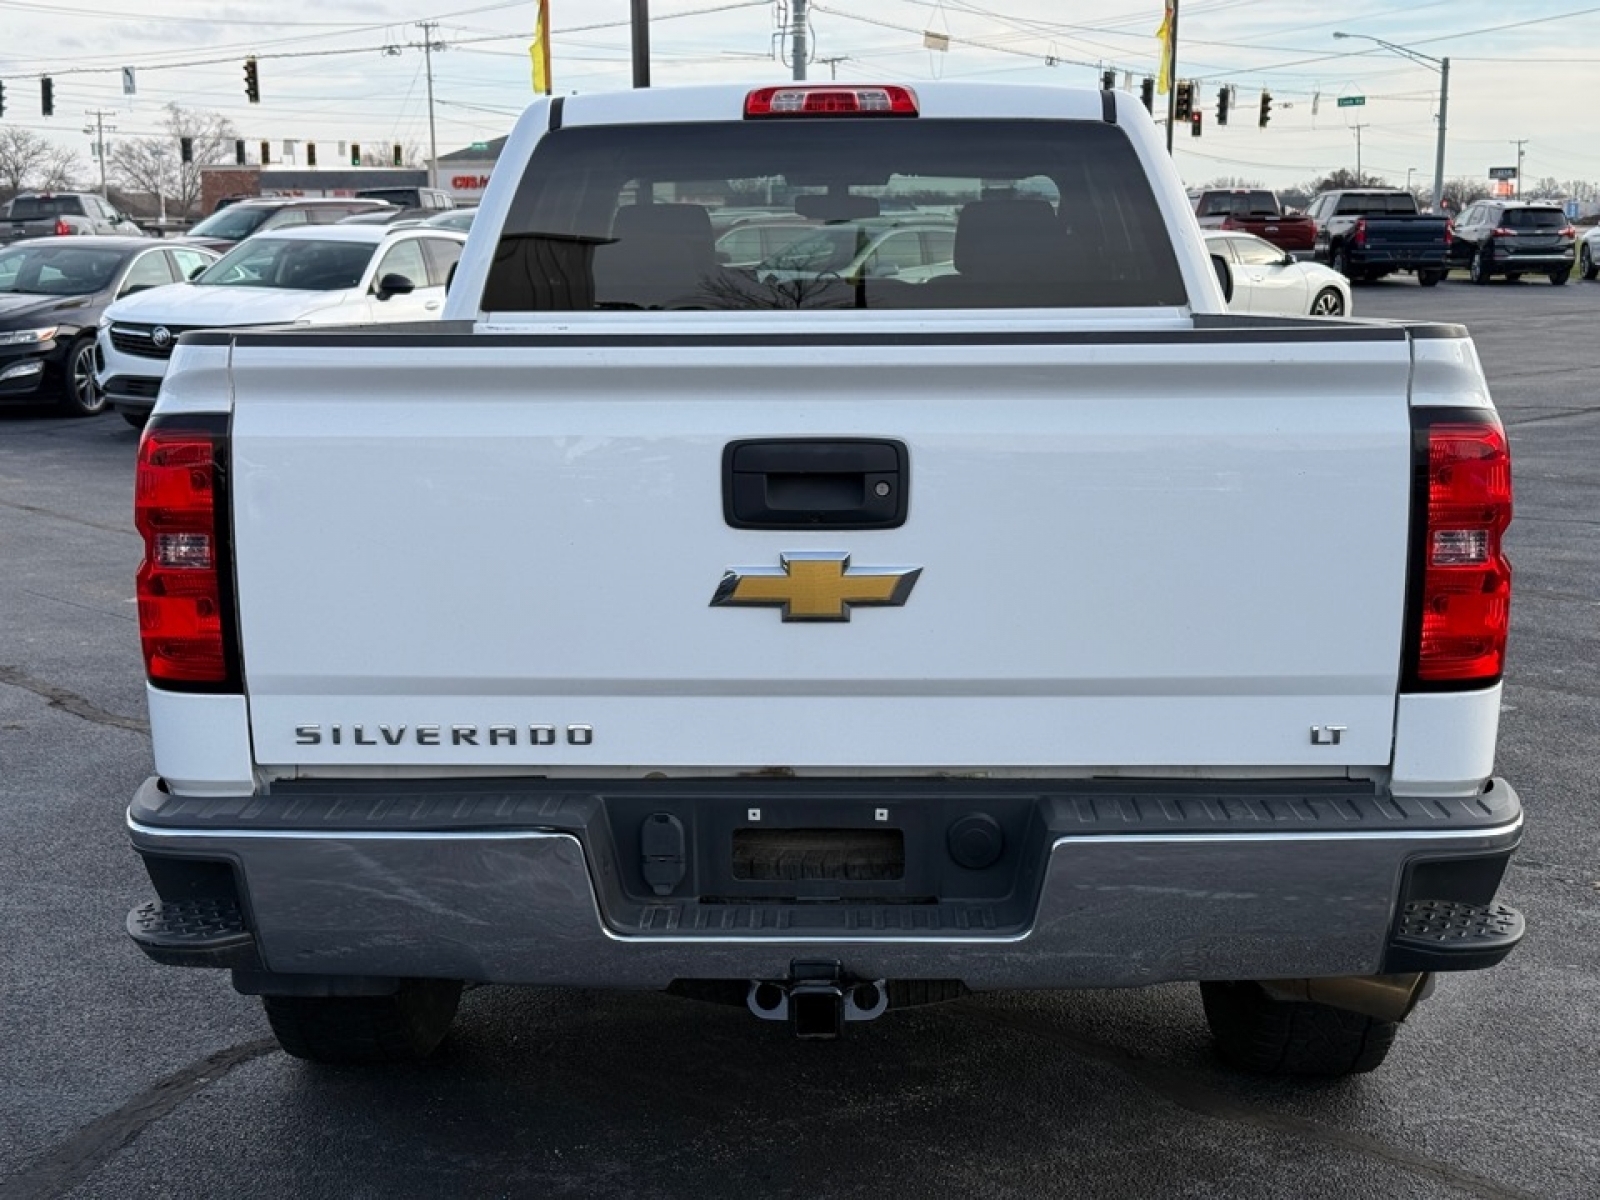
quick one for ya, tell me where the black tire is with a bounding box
[1470,247,1493,285]
[1309,287,1344,317]
[1548,267,1571,286]
[1506,273,1522,283]
[1331,245,1352,278]
[262,978,463,1064]
[1417,269,1445,287]
[1581,243,1598,281]
[1200,981,1398,1077]
[58,337,107,417]
[121,411,148,429]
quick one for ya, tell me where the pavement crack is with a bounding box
[0,1038,279,1200]
[0,498,134,537]
[962,1004,1538,1200]
[0,666,150,734]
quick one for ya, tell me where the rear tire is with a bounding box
[1331,245,1352,278]
[1417,269,1445,287]
[262,978,463,1064]
[1548,267,1571,286]
[1580,243,1598,281]
[121,411,148,429]
[1506,272,1522,283]
[1200,980,1398,1077]
[58,337,106,417]
[1470,248,1493,285]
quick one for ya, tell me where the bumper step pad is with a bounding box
[127,897,259,969]
[1385,900,1525,972]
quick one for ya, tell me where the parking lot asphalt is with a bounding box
[1,279,1596,1200]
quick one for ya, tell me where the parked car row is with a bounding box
[97,224,467,426]
[0,237,220,416]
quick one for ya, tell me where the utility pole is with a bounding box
[1351,123,1369,182]
[817,55,848,80]
[415,21,442,189]
[1163,0,1180,154]
[791,0,808,81]
[1510,139,1528,198]
[83,109,116,199]
[631,0,651,87]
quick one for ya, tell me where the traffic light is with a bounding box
[306,142,317,167]
[1259,89,1272,128]
[235,139,246,166]
[392,143,403,168]
[1190,110,1203,138]
[1174,81,1192,122]
[1100,69,1116,92]
[243,57,260,104]
[260,140,270,165]
[0,80,7,119]
[349,143,361,167]
[1140,76,1155,113]
[180,137,193,165]
[40,76,54,117]
[1217,87,1230,126]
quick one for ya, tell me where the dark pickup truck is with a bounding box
[1306,189,1452,285]
[1189,188,1316,255]
[0,192,145,245]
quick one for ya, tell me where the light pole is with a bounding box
[1333,31,1449,213]
[1405,166,1417,193]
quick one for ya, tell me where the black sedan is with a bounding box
[0,236,217,417]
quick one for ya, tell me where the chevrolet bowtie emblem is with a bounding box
[711,552,921,622]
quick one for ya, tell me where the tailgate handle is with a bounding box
[723,439,908,530]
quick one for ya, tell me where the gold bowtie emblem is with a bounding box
[712,552,921,622]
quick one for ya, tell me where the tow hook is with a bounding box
[746,960,890,1038]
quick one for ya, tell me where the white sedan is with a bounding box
[1204,231,1352,318]
[97,224,465,425]
[1579,226,1600,280]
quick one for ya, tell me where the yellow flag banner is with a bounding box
[530,0,552,94]
[1156,1,1174,95]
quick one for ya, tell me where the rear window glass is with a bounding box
[8,196,85,219]
[1197,191,1277,218]
[1501,208,1565,230]
[484,119,1187,311]
[1334,193,1419,216]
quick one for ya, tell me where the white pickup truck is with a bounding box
[125,82,1522,1076]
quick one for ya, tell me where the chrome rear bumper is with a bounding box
[126,776,1523,991]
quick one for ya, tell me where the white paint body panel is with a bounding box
[144,84,1507,799]
[226,332,1415,771]
[146,687,255,796]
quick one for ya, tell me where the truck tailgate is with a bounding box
[227,326,1415,772]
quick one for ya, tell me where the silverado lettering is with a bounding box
[293,723,584,746]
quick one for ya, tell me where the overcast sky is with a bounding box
[3,0,1596,191]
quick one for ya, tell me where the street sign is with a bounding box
[1336,95,1365,107]
[121,68,136,96]
[1488,166,1518,180]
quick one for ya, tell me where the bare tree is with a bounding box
[108,103,239,217]
[1200,176,1265,190]
[0,127,55,194]
[1439,178,1491,212]
[37,145,84,191]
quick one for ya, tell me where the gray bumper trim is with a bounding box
[127,806,1522,991]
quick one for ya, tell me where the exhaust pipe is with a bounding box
[1260,972,1433,1022]
[746,962,890,1037]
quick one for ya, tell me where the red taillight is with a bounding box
[1491,226,1517,238]
[744,85,919,118]
[1559,225,1576,239]
[1353,218,1367,247]
[135,424,235,686]
[54,217,71,236]
[1408,414,1512,687]
[1444,221,1454,245]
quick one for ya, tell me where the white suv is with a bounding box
[97,224,465,426]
